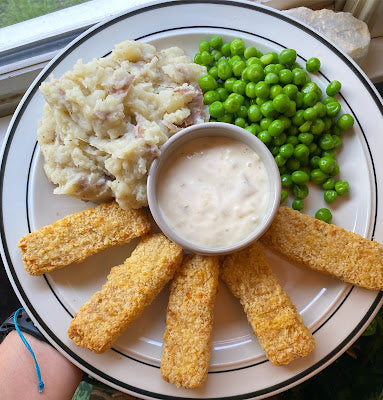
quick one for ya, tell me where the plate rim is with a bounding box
[1,1,383,398]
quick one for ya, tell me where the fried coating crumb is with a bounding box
[221,242,315,366]
[17,201,150,276]
[161,255,219,388]
[260,206,383,291]
[68,233,183,353]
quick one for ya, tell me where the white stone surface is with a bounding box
[285,7,371,64]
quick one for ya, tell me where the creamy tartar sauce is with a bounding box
[157,136,270,248]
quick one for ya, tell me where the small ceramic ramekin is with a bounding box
[147,122,281,255]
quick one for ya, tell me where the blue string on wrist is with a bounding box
[13,308,45,392]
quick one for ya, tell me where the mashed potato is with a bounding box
[38,40,208,209]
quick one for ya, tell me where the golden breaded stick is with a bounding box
[68,233,183,353]
[260,206,383,291]
[161,255,219,389]
[18,201,150,275]
[221,243,315,366]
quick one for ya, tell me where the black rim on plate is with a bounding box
[1,1,382,398]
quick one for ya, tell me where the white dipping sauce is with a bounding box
[157,136,270,248]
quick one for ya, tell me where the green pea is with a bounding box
[310,118,325,136]
[291,170,309,185]
[298,132,314,145]
[224,77,237,92]
[270,84,283,99]
[268,119,284,137]
[310,155,321,169]
[274,153,286,167]
[208,66,219,80]
[248,104,262,122]
[337,113,354,131]
[254,81,270,99]
[332,135,342,149]
[194,53,202,65]
[299,121,312,133]
[286,158,300,171]
[260,100,278,118]
[280,190,288,204]
[292,199,304,211]
[323,96,337,105]
[200,51,214,66]
[236,105,248,119]
[245,82,257,98]
[271,93,289,113]
[279,116,292,130]
[322,149,337,159]
[247,64,264,83]
[230,38,245,56]
[260,117,273,130]
[294,144,310,161]
[280,173,293,188]
[204,90,220,105]
[279,143,294,158]
[273,132,287,146]
[335,180,349,195]
[217,113,233,123]
[257,130,272,144]
[319,134,335,150]
[311,169,328,184]
[326,80,341,96]
[234,117,246,128]
[315,208,332,223]
[283,84,298,99]
[232,80,246,95]
[292,68,307,86]
[220,42,230,56]
[303,91,318,108]
[210,35,223,49]
[329,163,340,177]
[265,72,279,84]
[326,101,341,117]
[199,74,217,92]
[288,126,299,136]
[209,101,225,118]
[260,53,274,65]
[318,156,336,174]
[246,123,260,135]
[324,189,337,203]
[199,40,210,53]
[279,69,293,84]
[302,82,319,94]
[292,110,305,126]
[224,96,241,113]
[303,107,318,121]
[306,57,321,72]
[264,64,278,75]
[217,59,233,80]
[295,91,304,107]
[313,102,327,118]
[246,57,263,66]
[308,142,318,154]
[279,48,297,65]
[321,178,334,190]
[216,87,229,101]
[293,183,309,199]
[232,60,246,77]
[286,135,299,146]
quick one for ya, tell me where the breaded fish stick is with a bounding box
[260,206,383,291]
[161,255,219,388]
[68,233,183,353]
[18,201,150,276]
[221,243,315,366]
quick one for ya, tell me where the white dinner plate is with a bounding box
[1,1,383,398]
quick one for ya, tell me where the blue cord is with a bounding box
[13,308,45,392]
